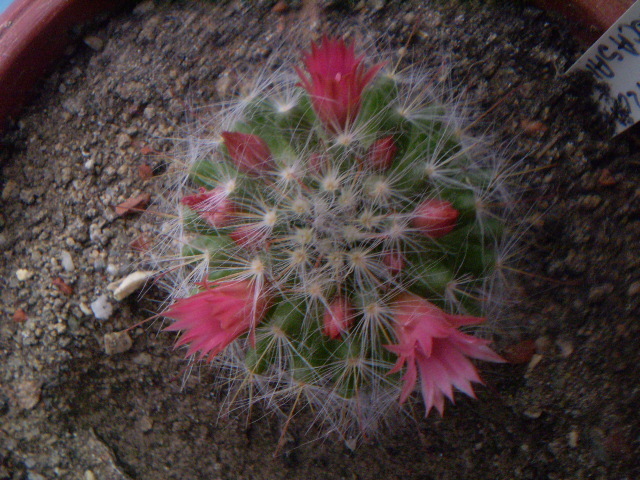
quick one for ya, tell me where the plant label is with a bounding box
[569,1,640,134]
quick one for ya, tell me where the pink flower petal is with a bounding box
[386,292,503,415]
[296,36,384,132]
[323,296,355,339]
[181,186,235,228]
[163,280,270,361]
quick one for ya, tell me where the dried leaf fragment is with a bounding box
[521,119,547,136]
[108,271,155,301]
[138,164,154,180]
[12,308,27,322]
[52,277,74,295]
[115,193,151,216]
[502,339,536,364]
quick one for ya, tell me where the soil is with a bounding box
[1,1,639,479]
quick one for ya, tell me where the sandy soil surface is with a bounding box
[1,1,638,479]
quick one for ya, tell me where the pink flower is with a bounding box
[323,296,354,339]
[412,199,459,238]
[366,136,397,171]
[181,186,234,228]
[163,280,270,361]
[221,131,274,175]
[386,293,504,416]
[295,36,384,132]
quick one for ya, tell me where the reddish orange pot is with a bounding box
[0,0,129,132]
[532,0,635,43]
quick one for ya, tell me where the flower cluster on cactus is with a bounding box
[157,36,509,439]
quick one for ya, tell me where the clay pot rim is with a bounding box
[0,0,128,132]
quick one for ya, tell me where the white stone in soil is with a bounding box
[90,295,113,320]
[15,269,33,281]
[60,250,75,272]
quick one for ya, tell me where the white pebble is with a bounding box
[90,295,113,320]
[15,269,33,281]
[60,250,75,272]
[106,264,118,276]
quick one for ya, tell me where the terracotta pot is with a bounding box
[0,0,129,132]
[532,0,635,43]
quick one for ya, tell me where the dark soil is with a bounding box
[1,1,638,479]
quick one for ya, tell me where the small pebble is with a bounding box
[117,133,132,148]
[137,415,154,432]
[60,250,75,272]
[79,302,93,316]
[523,407,542,419]
[1,179,17,200]
[216,73,232,96]
[580,194,602,210]
[106,264,119,276]
[368,0,386,11]
[104,331,133,355]
[534,336,552,353]
[587,284,614,304]
[133,0,155,14]
[90,295,114,320]
[83,36,104,51]
[15,380,42,410]
[568,429,579,448]
[15,269,34,281]
[133,353,153,366]
[525,353,543,377]
[627,280,640,296]
[556,339,574,358]
[84,470,97,480]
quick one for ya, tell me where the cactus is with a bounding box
[155,37,508,440]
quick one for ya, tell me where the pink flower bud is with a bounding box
[412,199,459,238]
[323,296,354,339]
[181,187,234,228]
[383,251,405,276]
[221,131,273,175]
[367,136,397,171]
[230,224,268,250]
[308,152,328,174]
